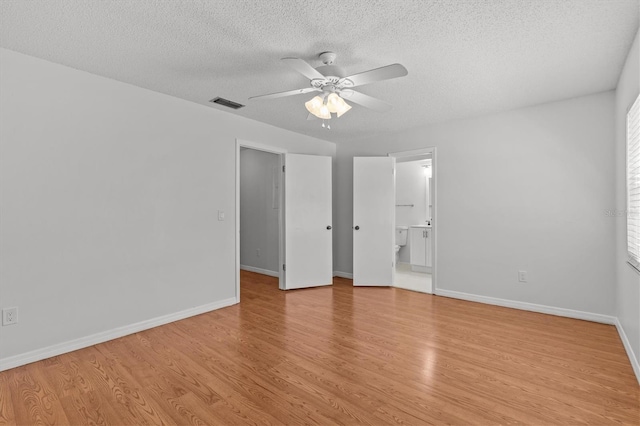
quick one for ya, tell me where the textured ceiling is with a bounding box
[1,0,638,143]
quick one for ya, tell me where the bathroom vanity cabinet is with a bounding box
[409,226,432,273]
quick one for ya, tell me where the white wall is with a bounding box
[614,29,640,377]
[240,148,280,274]
[396,161,428,227]
[395,161,428,263]
[335,91,616,316]
[0,48,335,366]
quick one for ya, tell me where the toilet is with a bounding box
[395,226,408,258]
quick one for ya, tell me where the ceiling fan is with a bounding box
[249,52,408,127]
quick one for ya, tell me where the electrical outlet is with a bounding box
[518,270,528,283]
[256,249,261,258]
[2,307,18,326]
[218,210,225,221]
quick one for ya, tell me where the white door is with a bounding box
[353,157,395,286]
[284,154,332,290]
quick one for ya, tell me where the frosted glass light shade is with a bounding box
[318,104,331,119]
[305,96,323,111]
[305,95,331,119]
[306,93,351,119]
[335,100,351,118]
[326,93,340,113]
[327,93,351,117]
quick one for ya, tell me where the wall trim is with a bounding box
[0,297,238,372]
[615,318,640,385]
[436,289,617,324]
[240,265,279,278]
[333,271,353,279]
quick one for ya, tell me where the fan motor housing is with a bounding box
[315,65,345,79]
[311,64,354,90]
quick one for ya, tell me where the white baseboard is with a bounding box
[240,265,279,277]
[0,297,238,372]
[614,318,640,385]
[333,271,353,279]
[436,289,617,325]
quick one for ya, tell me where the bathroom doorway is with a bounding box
[389,148,436,294]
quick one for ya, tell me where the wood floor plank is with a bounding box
[167,333,334,425]
[40,359,95,399]
[1,271,638,425]
[10,365,71,425]
[59,389,124,426]
[78,346,175,425]
[0,371,15,425]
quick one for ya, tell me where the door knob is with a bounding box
[354,226,360,230]
[327,226,332,230]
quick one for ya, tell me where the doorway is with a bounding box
[236,141,286,299]
[239,148,282,277]
[390,148,436,294]
[235,139,334,300]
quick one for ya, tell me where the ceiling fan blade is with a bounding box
[281,57,325,80]
[249,87,319,101]
[306,113,317,120]
[341,63,408,87]
[342,90,392,112]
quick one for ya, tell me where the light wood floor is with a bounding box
[1,271,638,425]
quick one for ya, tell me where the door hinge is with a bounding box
[283,264,286,271]
[282,165,285,172]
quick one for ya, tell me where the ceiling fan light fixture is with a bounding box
[324,93,351,118]
[250,53,408,125]
[305,95,331,119]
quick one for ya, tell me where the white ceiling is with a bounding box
[1,0,638,144]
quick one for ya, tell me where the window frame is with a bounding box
[626,93,640,273]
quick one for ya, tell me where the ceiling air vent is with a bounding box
[209,97,245,110]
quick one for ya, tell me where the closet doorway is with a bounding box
[239,147,282,282]
[235,139,333,300]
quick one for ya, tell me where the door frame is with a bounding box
[388,147,438,294]
[235,139,287,301]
